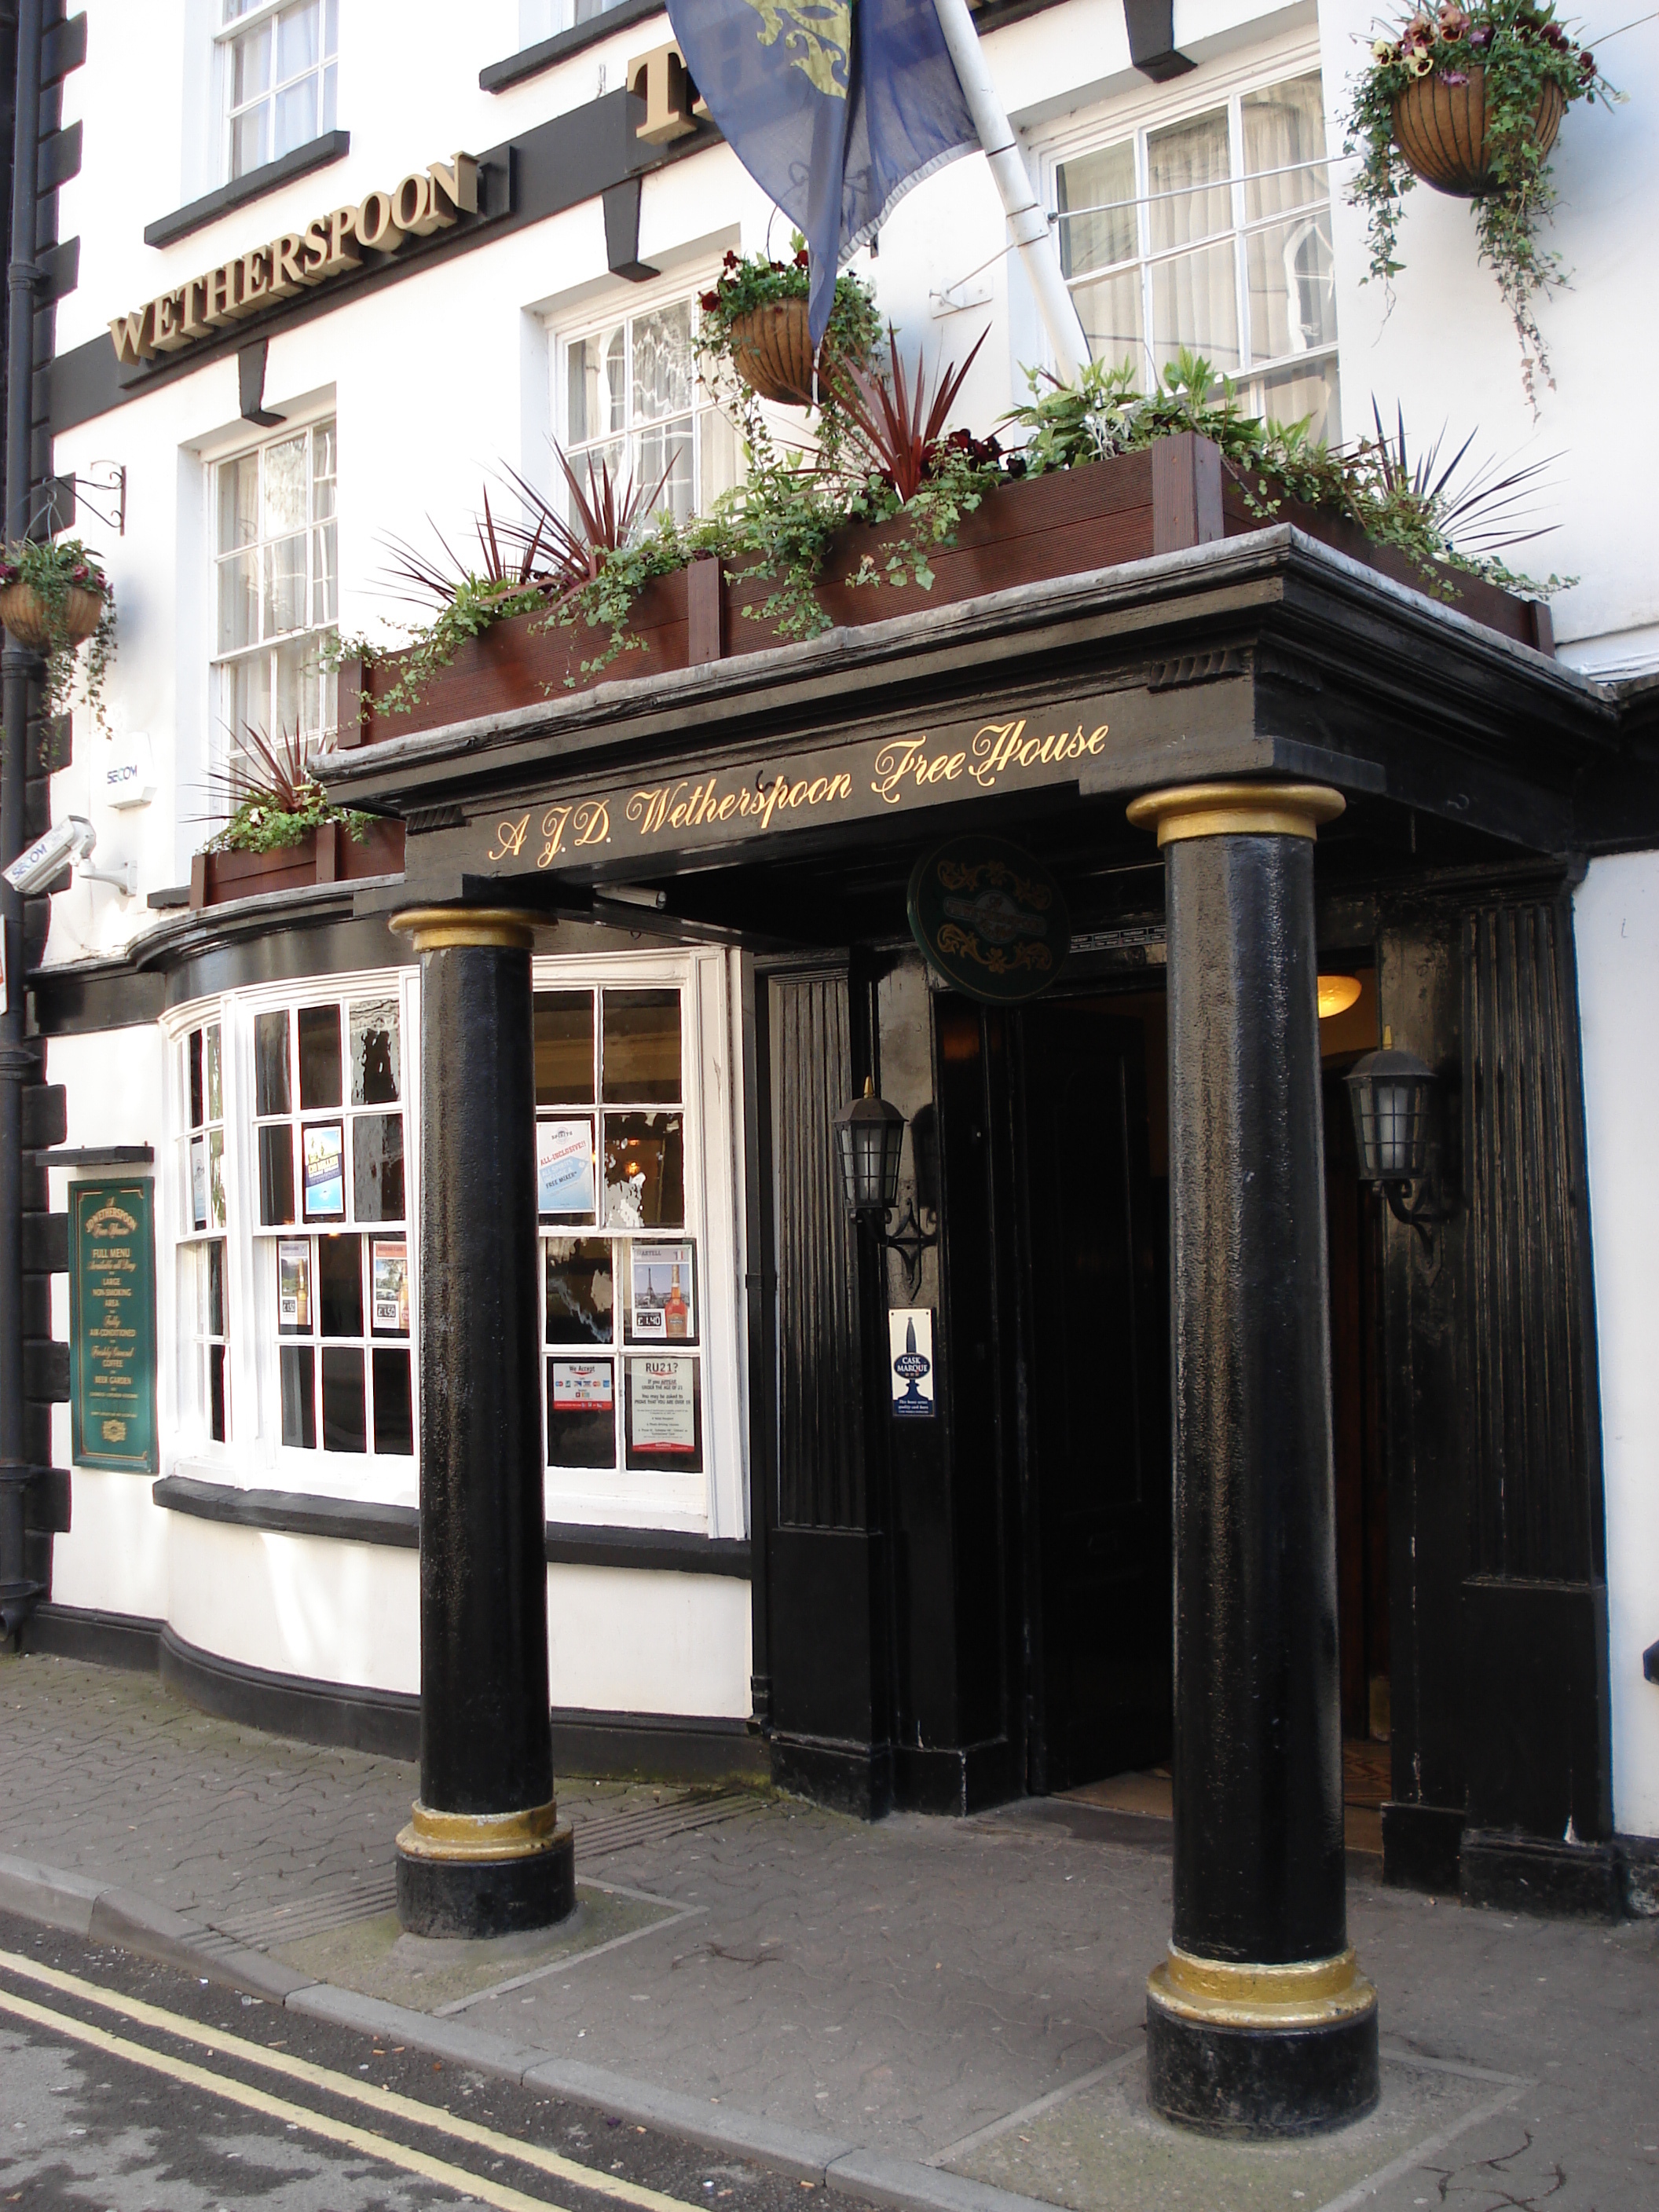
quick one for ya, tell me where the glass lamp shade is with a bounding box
[833,1078,906,1216]
[1345,1046,1437,1183]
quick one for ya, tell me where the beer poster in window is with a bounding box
[278,1238,311,1330]
[628,1242,696,1343]
[302,1121,346,1220]
[537,1116,595,1218]
[627,1353,698,1456]
[372,1238,409,1335]
[68,1179,159,1472]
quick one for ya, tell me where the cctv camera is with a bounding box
[3,815,94,895]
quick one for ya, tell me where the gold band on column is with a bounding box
[1126,782,1346,847]
[396,1798,566,1862]
[389,906,542,954]
[1147,1943,1377,2030]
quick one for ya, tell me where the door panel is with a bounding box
[1018,999,1170,1793]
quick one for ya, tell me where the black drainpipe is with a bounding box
[0,0,42,1641]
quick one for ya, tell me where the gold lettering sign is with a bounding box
[469,705,1115,874]
[108,154,481,366]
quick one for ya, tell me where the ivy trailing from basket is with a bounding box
[0,535,117,740]
[1342,2,1617,408]
[1006,350,1564,597]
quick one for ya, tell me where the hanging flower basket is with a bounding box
[0,580,104,652]
[1392,64,1566,194]
[727,298,820,407]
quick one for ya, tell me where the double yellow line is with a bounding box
[0,1946,695,2212]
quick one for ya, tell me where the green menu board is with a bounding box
[68,1179,158,1473]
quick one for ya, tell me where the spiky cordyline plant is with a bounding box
[836,326,991,501]
[200,721,372,855]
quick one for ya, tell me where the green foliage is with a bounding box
[0,534,117,739]
[1006,350,1564,596]
[1341,2,1617,408]
[203,720,372,854]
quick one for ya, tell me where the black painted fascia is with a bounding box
[142,130,352,251]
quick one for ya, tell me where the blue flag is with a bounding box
[665,0,979,349]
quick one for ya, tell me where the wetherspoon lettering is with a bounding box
[482,712,1110,870]
[108,154,480,366]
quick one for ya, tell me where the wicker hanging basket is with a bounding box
[0,580,104,653]
[727,298,820,407]
[1392,65,1566,196]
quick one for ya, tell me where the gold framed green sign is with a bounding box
[68,1179,158,1472]
[906,837,1070,1003]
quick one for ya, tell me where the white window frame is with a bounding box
[1038,34,1340,437]
[158,950,749,1540]
[208,409,339,800]
[551,266,741,533]
[173,1013,233,1456]
[215,0,339,184]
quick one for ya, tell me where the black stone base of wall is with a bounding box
[18,1605,769,1784]
[1382,1794,1657,1921]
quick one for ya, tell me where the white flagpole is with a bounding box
[929,0,1090,383]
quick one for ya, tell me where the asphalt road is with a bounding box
[0,1910,841,2212]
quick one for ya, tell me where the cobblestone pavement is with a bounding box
[4,1651,1657,2209]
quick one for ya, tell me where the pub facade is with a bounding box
[10,0,1659,2099]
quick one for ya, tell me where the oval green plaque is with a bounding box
[906,837,1070,1003]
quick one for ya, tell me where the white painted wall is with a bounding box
[1574,852,1659,1840]
[547,1563,752,1718]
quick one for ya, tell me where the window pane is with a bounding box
[350,998,401,1104]
[535,991,595,1104]
[1072,268,1144,377]
[263,435,308,536]
[218,454,260,553]
[189,1028,204,1129]
[1247,211,1336,364]
[312,421,337,515]
[280,1343,316,1447]
[624,1351,701,1470]
[273,636,320,738]
[205,1023,223,1122]
[1243,73,1328,225]
[222,653,270,754]
[1256,357,1341,444]
[274,75,317,158]
[218,551,258,654]
[568,327,626,447]
[372,1349,414,1455]
[318,1234,363,1337]
[207,1239,226,1337]
[353,1113,405,1222]
[209,1128,226,1229]
[232,104,268,179]
[189,1135,208,1232]
[603,1111,684,1228]
[298,1003,342,1108]
[1057,139,1137,281]
[259,1124,295,1225]
[633,303,694,425]
[637,418,694,526]
[255,1010,291,1116]
[232,23,271,104]
[370,1236,409,1335]
[264,534,306,638]
[545,1237,615,1345]
[547,1357,616,1469]
[602,990,681,1103]
[321,1346,366,1452]
[313,522,338,627]
[1148,108,1232,254]
[276,0,320,80]
[209,1344,228,1444]
[1151,240,1240,372]
[321,58,336,131]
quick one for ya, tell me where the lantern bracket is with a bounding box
[858,1195,939,1300]
[1371,1174,1455,1252]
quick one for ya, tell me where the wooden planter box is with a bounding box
[189,816,406,909]
[339,435,1551,749]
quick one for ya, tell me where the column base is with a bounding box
[394,1800,576,1939]
[1145,1946,1379,2139]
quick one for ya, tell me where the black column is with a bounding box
[1126,783,1378,2137]
[389,907,574,1939]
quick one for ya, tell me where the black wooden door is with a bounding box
[1017,998,1170,1793]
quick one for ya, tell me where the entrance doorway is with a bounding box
[1013,994,1170,1795]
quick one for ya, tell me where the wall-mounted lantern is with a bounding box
[1344,1027,1455,1246]
[833,1078,938,1296]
